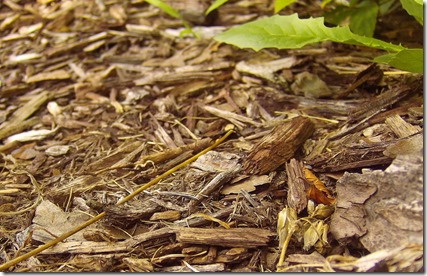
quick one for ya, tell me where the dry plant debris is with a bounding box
[0,0,423,272]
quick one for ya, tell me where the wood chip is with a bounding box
[243,116,314,175]
[25,69,71,83]
[285,159,308,213]
[175,227,275,248]
[385,114,422,138]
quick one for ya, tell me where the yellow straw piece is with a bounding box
[189,213,231,229]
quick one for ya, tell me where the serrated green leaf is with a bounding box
[215,14,404,52]
[374,49,423,73]
[373,53,394,63]
[400,0,423,25]
[274,0,297,13]
[206,0,229,16]
[145,0,182,19]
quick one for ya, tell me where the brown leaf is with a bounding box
[303,168,336,205]
[306,185,336,205]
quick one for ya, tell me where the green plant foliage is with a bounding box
[400,0,423,25]
[145,0,182,19]
[206,0,229,15]
[274,0,297,13]
[214,14,424,73]
[215,14,404,52]
[378,0,400,15]
[325,0,379,37]
[144,0,196,37]
[374,49,423,73]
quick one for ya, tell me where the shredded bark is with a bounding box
[0,0,423,272]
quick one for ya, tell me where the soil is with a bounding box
[0,0,423,272]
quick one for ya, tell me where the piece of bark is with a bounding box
[330,151,423,251]
[348,84,415,123]
[306,144,393,172]
[175,227,274,248]
[243,116,314,175]
[285,159,309,214]
[360,152,423,252]
[383,133,423,158]
[123,257,154,272]
[215,247,252,263]
[338,63,383,99]
[67,254,119,272]
[42,227,175,254]
[103,200,162,228]
[384,114,421,138]
[186,246,217,265]
[329,180,375,243]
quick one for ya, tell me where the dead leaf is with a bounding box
[303,220,327,251]
[32,200,92,243]
[303,168,336,205]
[277,207,298,249]
[306,185,336,205]
[221,175,270,194]
[291,72,333,98]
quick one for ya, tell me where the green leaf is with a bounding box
[400,0,423,25]
[206,0,229,16]
[374,49,423,73]
[325,1,378,37]
[324,6,351,26]
[214,14,404,52]
[349,1,378,37]
[320,0,335,9]
[145,0,195,37]
[145,0,182,19]
[378,0,399,16]
[274,0,297,13]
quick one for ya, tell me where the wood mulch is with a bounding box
[0,0,423,272]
